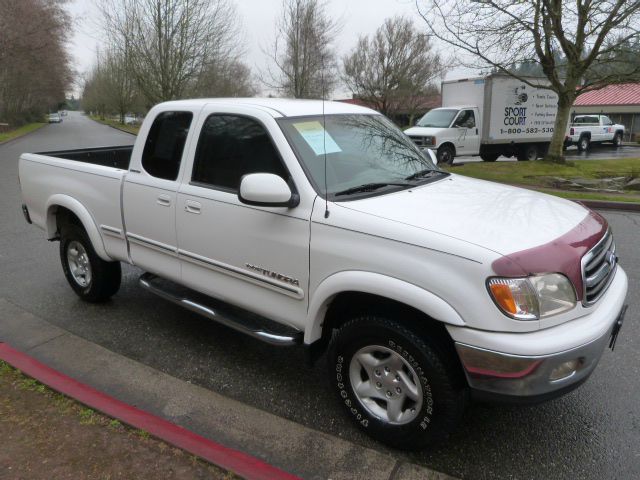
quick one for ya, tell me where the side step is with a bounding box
[139,273,303,346]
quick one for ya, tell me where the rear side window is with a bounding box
[142,111,193,180]
[192,115,288,192]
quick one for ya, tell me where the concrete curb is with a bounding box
[574,199,640,212]
[0,123,47,147]
[0,298,454,480]
[86,115,137,136]
[0,341,300,480]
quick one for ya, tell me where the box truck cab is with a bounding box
[404,105,482,164]
[405,75,560,165]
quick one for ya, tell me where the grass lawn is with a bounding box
[0,360,236,479]
[446,158,640,203]
[0,122,46,143]
[90,115,140,135]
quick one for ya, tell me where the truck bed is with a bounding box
[36,145,133,170]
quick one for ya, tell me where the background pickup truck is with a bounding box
[565,114,625,151]
[19,99,627,450]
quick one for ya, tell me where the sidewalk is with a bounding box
[0,298,453,480]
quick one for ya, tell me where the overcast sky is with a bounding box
[66,0,473,97]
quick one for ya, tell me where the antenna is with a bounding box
[321,59,329,218]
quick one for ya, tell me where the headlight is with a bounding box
[487,274,576,320]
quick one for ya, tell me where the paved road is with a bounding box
[1,112,639,479]
[455,143,640,164]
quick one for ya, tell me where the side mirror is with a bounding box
[239,173,299,208]
[425,148,438,165]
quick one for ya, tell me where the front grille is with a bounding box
[409,136,430,148]
[581,229,617,306]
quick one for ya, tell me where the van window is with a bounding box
[141,111,193,181]
[192,115,288,192]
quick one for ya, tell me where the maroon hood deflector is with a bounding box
[491,210,608,301]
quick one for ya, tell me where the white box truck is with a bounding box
[404,74,559,164]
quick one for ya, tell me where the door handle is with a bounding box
[184,200,202,214]
[157,194,171,207]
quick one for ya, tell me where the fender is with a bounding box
[304,271,465,344]
[45,194,111,261]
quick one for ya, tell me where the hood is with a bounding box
[404,126,443,136]
[337,174,595,257]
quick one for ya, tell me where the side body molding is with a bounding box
[45,194,111,261]
[304,271,465,344]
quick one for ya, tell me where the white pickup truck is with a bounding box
[19,99,628,450]
[565,114,625,151]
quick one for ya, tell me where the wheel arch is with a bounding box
[305,272,465,356]
[45,194,110,260]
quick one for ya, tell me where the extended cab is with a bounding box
[19,99,628,449]
[565,114,625,151]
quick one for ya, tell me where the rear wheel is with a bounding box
[327,315,466,450]
[613,133,622,148]
[517,144,538,161]
[60,224,121,302]
[436,145,455,165]
[577,135,590,152]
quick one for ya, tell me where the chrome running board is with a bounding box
[139,273,302,346]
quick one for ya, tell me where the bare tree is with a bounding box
[98,0,244,105]
[264,0,340,98]
[418,0,640,162]
[82,47,142,122]
[343,16,444,121]
[192,59,256,97]
[0,0,72,125]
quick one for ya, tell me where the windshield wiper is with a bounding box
[334,182,413,197]
[404,169,447,181]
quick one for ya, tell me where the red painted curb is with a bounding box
[0,342,301,480]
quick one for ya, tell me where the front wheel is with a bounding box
[327,315,466,450]
[60,224,121,302]
[436,145,455,165]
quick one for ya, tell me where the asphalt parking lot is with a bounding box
[455,142,640,164]
[1,113,639,479]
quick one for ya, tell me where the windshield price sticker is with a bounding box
[293,121,342,156]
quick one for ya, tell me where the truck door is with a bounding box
[451,109,480,155]
[123,110,195,282]
[175,105,311,329]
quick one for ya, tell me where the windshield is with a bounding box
[278,114,444,200]
[416,109,459,128]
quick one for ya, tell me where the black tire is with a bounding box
[59,224,121,303]
[517,144,538,161]
[613,133,622,148]
[480,153,499,162]
[436,145,455,165]
[577,135,590,152]
[327,315,466,450]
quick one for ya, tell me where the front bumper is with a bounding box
[451,267,628,403]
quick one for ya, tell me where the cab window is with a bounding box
[453,110,475,128]
[141,111,193,180]
[191,115,288,192]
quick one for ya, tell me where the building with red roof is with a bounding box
[336,94,442,127]
[573,83,640,141]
